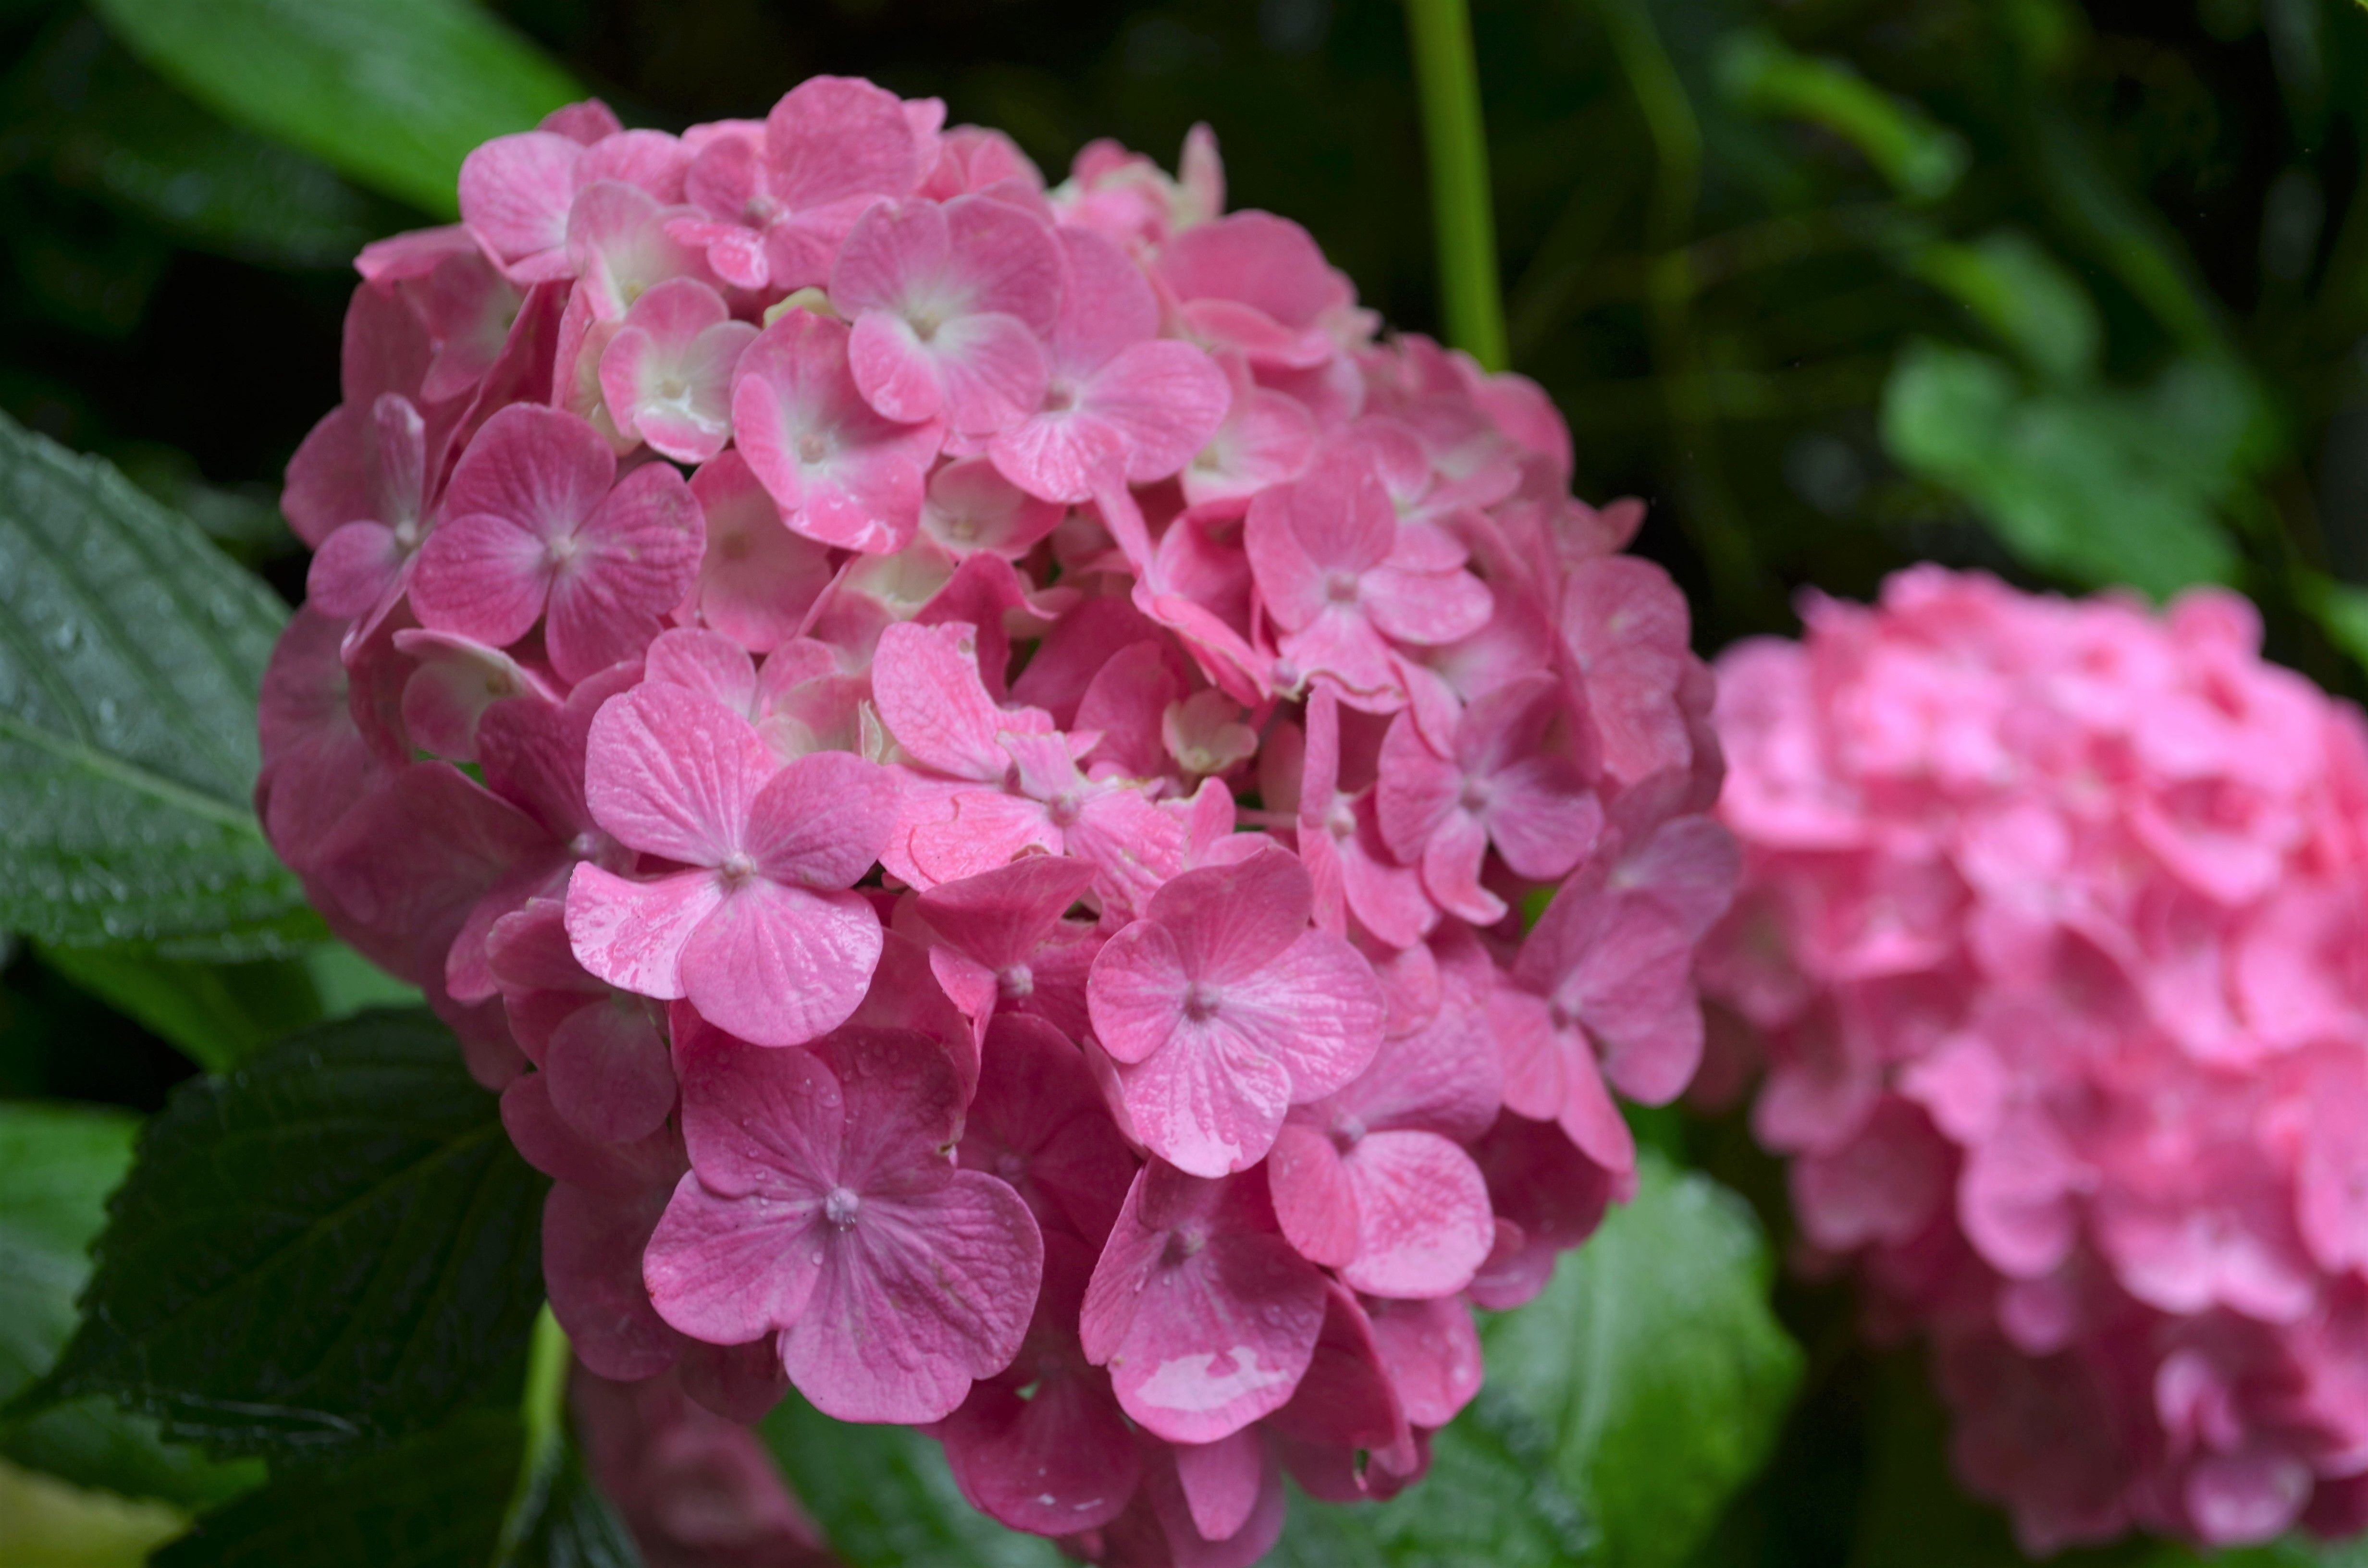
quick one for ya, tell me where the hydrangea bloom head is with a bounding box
[268,79,1733,1562]
[1702,566,2368,1555]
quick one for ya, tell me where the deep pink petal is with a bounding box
[1117,1014,1295,1177]
[545,994,676,1144]
[644,1172,826,1345]
[779,1171,1041,1424]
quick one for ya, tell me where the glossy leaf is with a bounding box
[1881,342,2258,598]
[0,409,312,958]
[0,1453,187,1567]
[1481,1154,1803,1568]
[1266,1386,1593,1566]
[155,1409,518,1568]
[36,945,324,1072]
[5,16,397,270]
[89,0,582,217]
[761,1391,1063,1568]
[0,1101,260,1509]
[18,1009,548,1459]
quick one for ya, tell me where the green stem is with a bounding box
[1404,0,1509,371]
[493,1304,570,1565]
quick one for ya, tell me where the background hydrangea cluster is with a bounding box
[254,76,1734,1563]
[1703,566,2368,1556]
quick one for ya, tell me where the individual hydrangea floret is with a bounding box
[260,77,1734,1565]
[1701,567,2368,1556]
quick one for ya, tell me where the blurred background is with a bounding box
[3,0,2365,1561]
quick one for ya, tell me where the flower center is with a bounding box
[1327,802,1356,841]
[1333,1114,1367,1151]
[657,374,690,403]
[546,532,582,567]
[998,963,1036,999]
[1045,379,1080,413]
[1047,792,1083,828]
[745,194,781,225]
[797,431,831,466]
[996,1151,1028,1185]
[1165,1224,1209,1263]
[1183,981,1222,1022]
[1325,571,1361,604]
[1459,777,1491,813]
[824,1187,861,1228]
[718,851,760,889]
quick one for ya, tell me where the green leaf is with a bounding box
[1910,230,2102,382]
[0,408,310,959]
[0,1453,189,1567]
[760,1390,1064,1568]
[153,1404,643,1568]
[2,16,397,270]
[89,0,583,217]
[1715,29,1968,202]
[0,1102,260,1510]
[0,1102,138,1402]
[36,946,324,1072]
[501,1435,644,1568]
[2300,572,2368,677]
[1881,341,2257,598]
[155,1409,519,1568]
[19,1009,549,1460]
[1265,1386,1593,1566]
[303,943,426,1019]
[1480,1154,1803,1568]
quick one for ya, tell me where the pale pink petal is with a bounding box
[306,521,406,620]
[1365,1295,1482,1429]
[765,75,921,211]
[643,626,760,718]
[1337,1129,1492,1298]
[408,510,550,648]
[565,864,724,1001]
[680,880,883,1047]
[1118,1014,1296,1177]
[1210,929,1385,1101]
[871,620,1013,781]
[1087,919,1191,1066]
[584,683,776,864]
[1143,847,1315,982]
[682,452,832,652]
[987,408,1131,503]
[458,130,580,279]
[1174,1427,1265,1543]
[1083,340,1232,484]
[1267,1120,1358,1268]
[545,461,705,682]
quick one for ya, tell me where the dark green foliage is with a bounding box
[0,408,311,958]
[21,1009,549,1460]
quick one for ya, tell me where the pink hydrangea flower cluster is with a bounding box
[1702,566,2368,1556]
[256,77,1734,1563]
